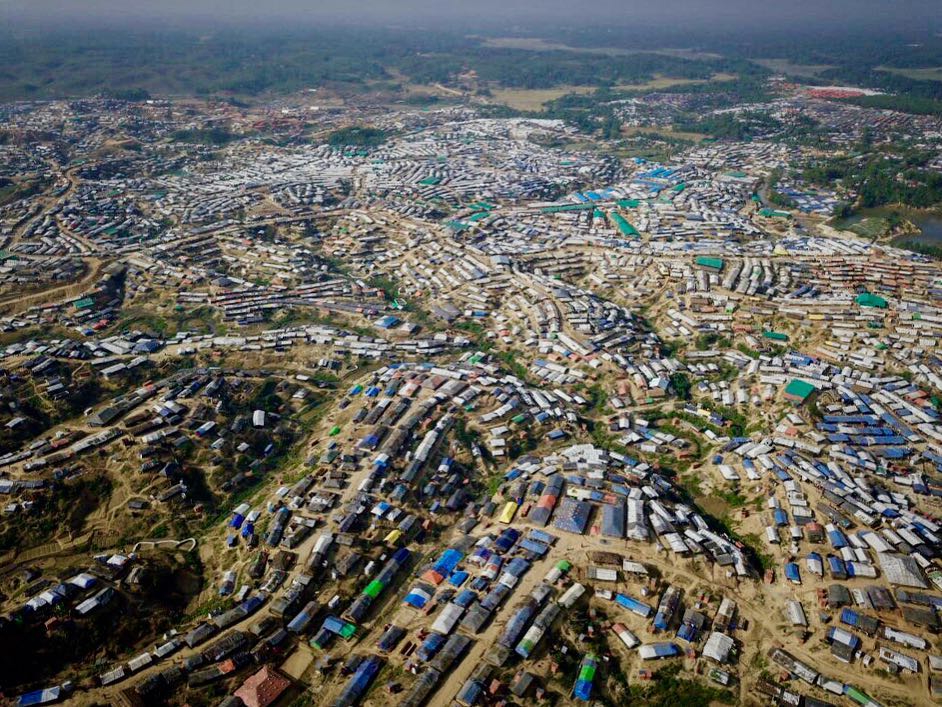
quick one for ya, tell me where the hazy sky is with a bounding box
[2,0,939,32]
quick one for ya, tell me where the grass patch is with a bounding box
[742,532,775,571]
[622,125,710,142]
[586,383,608,412]
[625,663,735,706]
[877,65,942,82]
[716,488,748,508]
[753,58,836,78]
[848,217,890,240]
[491,86,594,111]
[171,127,239,145]
[497,350,530,382]
[327,125,387,148]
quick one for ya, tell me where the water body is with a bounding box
[908,212,942,245]
[837,207,942,247]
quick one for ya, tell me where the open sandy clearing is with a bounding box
[491,73,736,111]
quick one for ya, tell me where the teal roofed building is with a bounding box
[855,292,888,309]
[695,256,724,272]
[784,379,816,404]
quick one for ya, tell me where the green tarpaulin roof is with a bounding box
[855,292,888,309]
[363,580,384,598]
[541,203,594,213]
[784,379,816,400]
[611,212,639,237]
[759,207,791,218]
[695,256,724,271]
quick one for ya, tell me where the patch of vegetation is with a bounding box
[803,148,942,210]
[896,240,942,260]
[716,488,748,508]
[328,125,388,148]
[248,379,283,413]
[506,428,539,460]
[102,87,151,101]
[486,474,503,497]
[694,332,731,351]
[589,421,630,457]
[454,417,480,450]
[675,111,782,142]
[0,177,48,207]
[699,401,748,437]
[0,474,113,554]
[497,350,530,382]
[668,410,723,437]
[0,584,183,692]
[624,664,735,706]
[658,338,685,357]
[367,274,401,300]
[672,476,766,574]
[680,473,703,497]
[171,126,239,145]
[656,422,703,459]
[742,532,775,571]
[586,383,608,411]
[454,320,484,335]
[839,93,942,117]
[670,372,692,400]
[735,343,761,360]
[767,167,797,209]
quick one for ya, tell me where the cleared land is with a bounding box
[490,85,596,110]
[479,37,723,60]
[622,125,710,142]
[753,58,837,78]
[491,73,736,111]
[877,65,942,82]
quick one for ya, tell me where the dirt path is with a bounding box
[0,256,106,315]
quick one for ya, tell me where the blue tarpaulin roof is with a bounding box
[785,563,801,582]
[574,679,593,701]
[432,549,463,576]
[615,593,652,617]
[554,498,592,535]
[17,688,62,707]
[520,539,550,557]
[448,571,469,587]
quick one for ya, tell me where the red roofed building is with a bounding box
[234,666,291,707]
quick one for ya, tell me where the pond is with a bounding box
[835,207,942,248]
[907,211,942,245]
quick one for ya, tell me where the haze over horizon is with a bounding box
[2,0,940,34]
[4,0,942,705]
